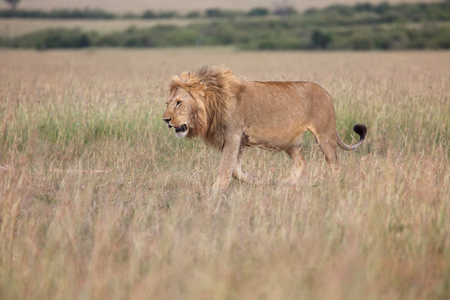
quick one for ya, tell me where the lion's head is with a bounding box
[163,86,198,138]
[163,66,244,148]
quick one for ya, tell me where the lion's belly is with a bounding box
[243,125,307,151]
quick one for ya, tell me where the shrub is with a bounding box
[11,29,92,49]
[186,11,201,18]
[248,7,270,17]
[141,10,157,19]
[205,8,223,18]
[311,30,332,49]
[0,8,115,19]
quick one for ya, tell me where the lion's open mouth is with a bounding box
[175,124,187,133]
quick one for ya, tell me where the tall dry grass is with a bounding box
[0,49,449,300]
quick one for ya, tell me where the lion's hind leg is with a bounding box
[285,145,306,185]
[315,133,340,175]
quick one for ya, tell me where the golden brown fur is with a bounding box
[163,66,367,191]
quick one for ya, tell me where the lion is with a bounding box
[163,66,367,191]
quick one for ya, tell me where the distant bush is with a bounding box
[51,8,116,19]
[311,30,332,49]
[186,11,201,18]
[141,10,178,19]
[9,28,93,49]
[205,8,223,18]
[141,10,157,19]
[0,8,116,19]
[204,8,244,19]
[158,11,179,19]
[248,8,270,17]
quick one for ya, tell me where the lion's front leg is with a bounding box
[232,166,263,185]
[212,134,241,192]
[232,145,262,185]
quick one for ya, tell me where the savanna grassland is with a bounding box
[0,49,449,300]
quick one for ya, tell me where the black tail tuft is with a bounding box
[353,124,367,141]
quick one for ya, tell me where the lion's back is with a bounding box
[239,81,332,124]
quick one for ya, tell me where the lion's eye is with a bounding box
[176,100,182,106]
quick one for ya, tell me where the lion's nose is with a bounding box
[163,118,171,123]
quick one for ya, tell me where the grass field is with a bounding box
[0,48,449,299]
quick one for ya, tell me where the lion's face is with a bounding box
[163,88,196,138]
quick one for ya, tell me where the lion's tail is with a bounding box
[337,124,367,151]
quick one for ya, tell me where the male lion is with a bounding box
[163,66,367,190]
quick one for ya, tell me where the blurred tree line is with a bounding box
[0,6,273,19]
[1,1,450,50]
[2,1,450,21]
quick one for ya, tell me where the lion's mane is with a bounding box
[169,66,244,149]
